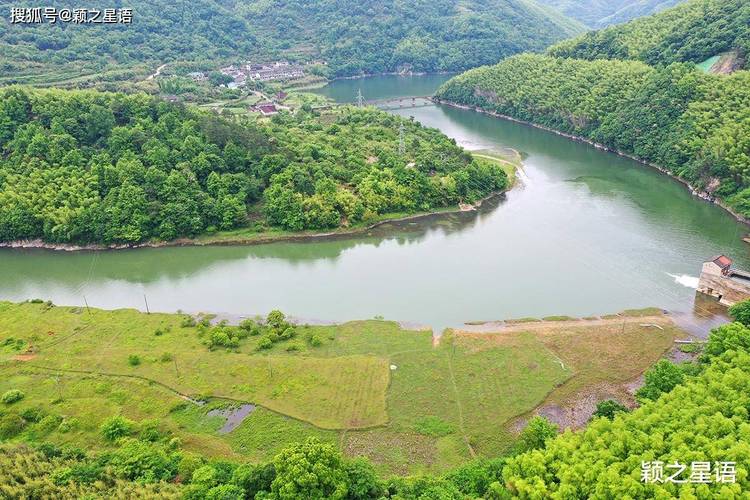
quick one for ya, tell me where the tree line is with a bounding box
[435,54,750,217]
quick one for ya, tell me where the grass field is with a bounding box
[0,302,679,475]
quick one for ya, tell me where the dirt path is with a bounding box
[455,315,673,335]
[446,350,477,458]
[147,63,167,81]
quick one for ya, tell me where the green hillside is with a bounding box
[537,0,685,27]
[0,87,508,245]
[548,0,749,69]
[0,0,584,86]
[436,54,750,217]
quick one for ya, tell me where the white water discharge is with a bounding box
[668,273,700,289]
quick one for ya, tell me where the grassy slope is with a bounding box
[0,302,678,475]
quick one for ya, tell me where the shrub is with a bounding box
[285,342,303,352]
[160,352,174,362]
[308,334,323,347]
[19,406,45,423]
[181,315,197,327]
[1,389,25,404]
[0,413,26,439]
[100,415,135,441]
[256,336,273,350]
[591,400,629,420]
[127,354,141,366]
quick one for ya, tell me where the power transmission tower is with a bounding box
[398,122,405,155]
[356,88,365,107]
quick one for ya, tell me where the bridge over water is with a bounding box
[312,95,435,112]
[365,96,434,110]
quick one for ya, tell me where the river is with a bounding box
[1,74,747,333]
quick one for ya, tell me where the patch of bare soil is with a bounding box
[13,353,37,361]
[511,379,640,432]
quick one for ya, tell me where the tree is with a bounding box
[728,300,750,327]
[515,416,558,453]
[636,359,684,401]
[270,438,349,500]
[703,322,750,359]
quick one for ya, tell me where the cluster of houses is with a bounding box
[219,61,310,89]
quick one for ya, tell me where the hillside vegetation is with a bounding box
[537,0,685,27]
[0,0,583,85]
[1,303,747,497]
[0,87,507,245]
[548,0,749,69]
[436,54,750,217]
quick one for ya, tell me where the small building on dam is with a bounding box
[697,255,750,306]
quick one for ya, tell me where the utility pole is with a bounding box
[398,122,405,155]
[143,294,150,314]
[356,88,365,107]
[83,295,91,315]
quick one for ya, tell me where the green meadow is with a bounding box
[0,302,677,475]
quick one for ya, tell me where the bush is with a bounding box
[160,352,174,362]
[100,415,135,441]
[308,334,323,347]
[127,354,141,366]
[19,406,45,423]
[285,342,303,352]
[591,400,629,420]
[256,336,273,350]
[1,389,25,404]
[0,413,26,439]
[181,315,197,327]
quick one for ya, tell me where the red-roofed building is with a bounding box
[698,254,750,305]
[257,104,278,116]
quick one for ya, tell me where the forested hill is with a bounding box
[435,54,750,217]
[0,0,583,85]
[0,87,507,245]
[548,0,749,69]
[537,0,685,28]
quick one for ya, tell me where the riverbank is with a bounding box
[434,98,750,228]
[0,150,518,252]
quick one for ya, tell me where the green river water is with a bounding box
[1,74,747,333]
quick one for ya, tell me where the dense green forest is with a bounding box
[436,54,750,217]
[0,87,507,245]
[0,0,583,85]
[537,0,684,28]
[548,0,749,69]
[3,314,749,498]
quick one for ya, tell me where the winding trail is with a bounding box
[147,63,167,81]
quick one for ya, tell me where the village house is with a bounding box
[697,255,750,306]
